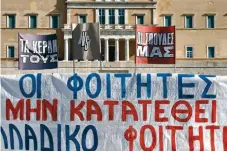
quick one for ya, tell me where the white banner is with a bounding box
[1,73,227,151]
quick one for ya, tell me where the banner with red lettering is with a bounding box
[1,73,227,151]
[136,25,176,64]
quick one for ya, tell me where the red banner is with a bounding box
[136,25,176,64]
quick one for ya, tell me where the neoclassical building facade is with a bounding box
[1,0,227,62]
[63,0,157,61]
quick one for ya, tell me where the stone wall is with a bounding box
[1,60,227,75]
[1,0,66,58]
[156,0,227,59]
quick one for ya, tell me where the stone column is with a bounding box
[67,9,70,24]
[125,9,128,25]
[96,9,99,22]
[105,39,109,61]
[115,39,119,61]
[153,8,157,25]
[105,9,109,25]
[115,9,119,25]
[125,39,130,61]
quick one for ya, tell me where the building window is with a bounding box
[109,9,115,24]
[29,15,37,28]
[118,9,125,25]
[185,15,193,28]
[7,46,15,58]
[7,15,16,28]
[207,46,215,58]
[50,15,59,28]
[164,15,172,27]
[206,15,215,28]
[136,15,144,24]
[99,9,105,24]
[79,15,87,24]
[185,46,193,58]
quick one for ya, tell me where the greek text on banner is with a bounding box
[1,73,227,151]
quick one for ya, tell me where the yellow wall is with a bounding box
[1,0,66,28]
[128,9,153,25]
[156,0,227,58]
[70,9,95,24]
[157,0,227,28]
[1,0,66,59]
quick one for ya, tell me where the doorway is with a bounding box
[109,46,115,62]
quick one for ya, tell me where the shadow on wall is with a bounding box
[48,0,67,60]
[56,29,64,60]
[56,0,67,27]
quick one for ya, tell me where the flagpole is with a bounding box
[72,23,76,74]
[98,23,102,72]
[134,60,136,74]
[73,60,75,73]
[134,25,137,74]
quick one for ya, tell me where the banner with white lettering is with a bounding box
[136,25,176,64]
[72,23,101,61]
[18,33,58,70]
[1,73,227,151]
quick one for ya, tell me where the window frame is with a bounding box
[207,46,215,58]
[29,15,38,28]
[6,46,15,58]
[109,8,115,24]
[206,15,215,28]
[163,15,172,27]
[99,8,105,24]
[136,15,144,25]
[78,15,87,24]
[7,15,16,28]
[184,15,194,28]
[50,15,60,28]
[118,8,125,25]
[185,46,194,58]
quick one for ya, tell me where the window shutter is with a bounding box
[30,16,37,28]
[186,16,193,28]
[8,15,15,28]
[208,47,215,58]
[52,16,59,28]
[8,46,15,58]
[208,16,214,28]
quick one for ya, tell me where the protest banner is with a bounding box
[72,23,101,61]
[136,25,176,64]
[18,33,58,70]
[1,73,227,151]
